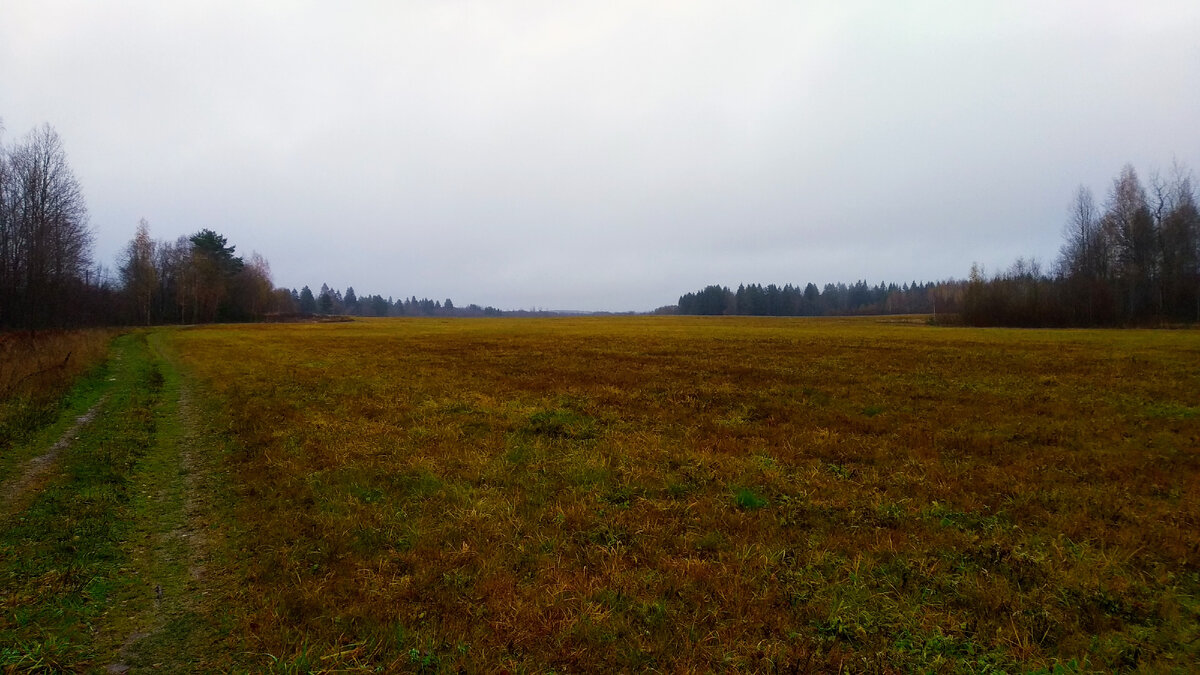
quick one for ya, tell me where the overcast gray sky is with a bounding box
[3,2,1198,311]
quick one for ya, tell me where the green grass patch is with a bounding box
[733,487,768,510]
[523,408,597,439]
[1142,400,1198,420]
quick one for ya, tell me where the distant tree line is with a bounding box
[1,119,294,329]
[676,280,960,317]
[287,283,561,318]
[676,162,1199,327]
[117,220,291,325]
[962,162,1199,326]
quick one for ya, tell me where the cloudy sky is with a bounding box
[3,2,1198,311]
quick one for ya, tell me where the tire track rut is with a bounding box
[0,394,108,517]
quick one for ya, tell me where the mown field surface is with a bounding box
[3,317,1200,672]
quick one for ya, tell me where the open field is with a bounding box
[3,317,1200,672]
[171,317,1199,672]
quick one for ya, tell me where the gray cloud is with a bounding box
[3,1,1198,310]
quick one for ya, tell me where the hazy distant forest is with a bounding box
[676,280,949,317]
[2,121,1197,329]
[678,163,1200,326]
[0,123,511,330]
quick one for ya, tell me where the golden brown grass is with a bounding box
[0,329,113,398]
[168,317,1200,672]
[0,328,114,456]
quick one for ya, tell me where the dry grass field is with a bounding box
[156,317,1200,672]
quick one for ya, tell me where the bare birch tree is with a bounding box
[119,218,157,325]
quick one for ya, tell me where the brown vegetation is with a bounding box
[166,316,1200,672]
